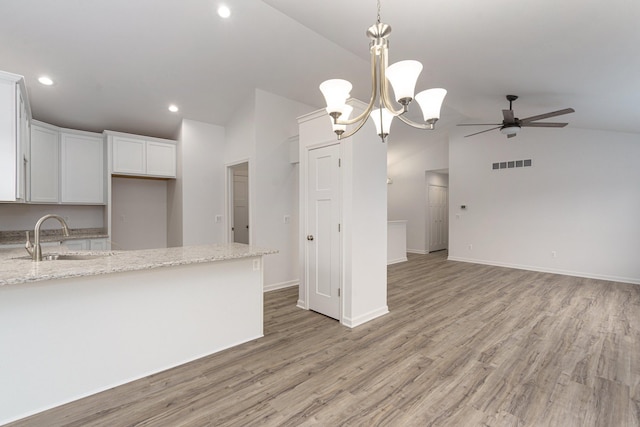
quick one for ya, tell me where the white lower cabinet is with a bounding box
[64,238,108,251]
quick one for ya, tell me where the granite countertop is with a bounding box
[0,243,278,286]
[0,228,109,245]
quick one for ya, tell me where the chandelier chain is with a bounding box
[376,0,381,24]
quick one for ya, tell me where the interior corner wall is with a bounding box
[448,126,640,284]
[166,126,184,247]
[253,89,313,290]
[386,126,449,254]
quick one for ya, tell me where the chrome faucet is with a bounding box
[25,214,70,261]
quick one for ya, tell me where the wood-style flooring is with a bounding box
[8,252,640,426]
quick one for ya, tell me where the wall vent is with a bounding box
[492,159,532,170]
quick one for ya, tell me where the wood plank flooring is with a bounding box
[8,252,640,426]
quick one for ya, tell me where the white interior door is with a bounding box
[232,163,249,244]
[307,144,341,320]
[428,185,449,252]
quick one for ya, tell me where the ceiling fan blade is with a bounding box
[457,123,502,126]
[521,122,568,128]
[464,126,501,138]
[502,109,515,122]
[520,108,575,123]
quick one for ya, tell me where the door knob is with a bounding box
[307,235,314,241]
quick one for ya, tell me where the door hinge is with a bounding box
[338,158,341,167]
[338,288,341,297]
[338,223,341,232]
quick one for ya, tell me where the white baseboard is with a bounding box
[296,300,306,310]
[447,256,640,285]
[342,306,389,328]
[407,249,428,255]
[387,256,408,265]
[264,280,298,293]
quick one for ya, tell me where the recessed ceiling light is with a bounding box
[217,5,231,18]
[168,104,179,113]
[38,76,54,86]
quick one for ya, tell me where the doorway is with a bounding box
[428,184,448,252]
[228,162,249,244]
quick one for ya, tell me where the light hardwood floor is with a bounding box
[9,252,640,426]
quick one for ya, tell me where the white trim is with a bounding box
[387,256,408,265]
[407,248,428,255]
[342,306,389,328]
[264,280,298,292]
[447,256,640,285]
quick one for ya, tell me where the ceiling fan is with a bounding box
[459,95,575,138]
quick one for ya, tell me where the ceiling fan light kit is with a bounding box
[460,94,575,139]
[319,0,446,142]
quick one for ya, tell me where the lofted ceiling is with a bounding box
[1,0,639,140]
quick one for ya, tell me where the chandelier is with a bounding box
[319,0,447,143]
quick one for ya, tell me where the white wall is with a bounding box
[179,120,226,246]
[448,126,640,284]
[111,177,167,250]
[253,90,310,290]
[386,125,449,253]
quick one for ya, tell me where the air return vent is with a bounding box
[492,159,532,170]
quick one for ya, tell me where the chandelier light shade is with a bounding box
[415,88,448,123]
[385,60,423,105]
[318,0,447,142]
[319,79,353,116]
[370,108,394,138]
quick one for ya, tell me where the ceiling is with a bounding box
[1,0,639,140]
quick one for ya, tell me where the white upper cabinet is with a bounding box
[30,121,105,204]
[112,136,145,175]
[61,131,104,204]
[0,70,31,202]
[108,132,176,178]
[30,123,59,203]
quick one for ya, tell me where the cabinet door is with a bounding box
[0,79,20,202]
[61,133,104,204]
[146,141,176,177]
[113,137,145,175]
[90,238,108,250]
[30,125,59,203]
[64,240,89,251]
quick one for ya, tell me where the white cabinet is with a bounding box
[30,121,105,204]
[30,123,59,203]
[61,131,104,204]
[0,70,31,202]
[109,132,176,178]
[64,238,108,251]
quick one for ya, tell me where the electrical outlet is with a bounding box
[215,215,222,223]
[468,244,473,250]
[284,215,291,224]
[252,259,260,271]
[551,251,557,258]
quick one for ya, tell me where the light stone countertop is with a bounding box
[0,243,278,286]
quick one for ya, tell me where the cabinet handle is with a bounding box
[307,235,314,241]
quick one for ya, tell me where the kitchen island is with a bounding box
[0,243,277,425]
